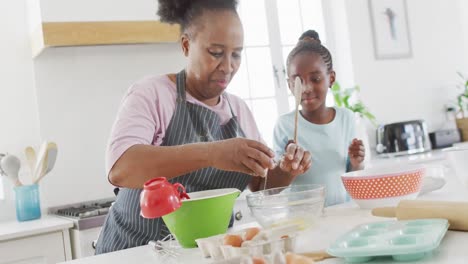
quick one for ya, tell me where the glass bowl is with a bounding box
[246,184,326,229]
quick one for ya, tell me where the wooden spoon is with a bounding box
[34,142,58,184]
[293,77,303,143]
[33,141,48,182]
[24,146,37,178]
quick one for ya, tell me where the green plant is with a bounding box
[331,82,377,126]
[456,72,468,118]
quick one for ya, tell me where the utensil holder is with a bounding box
[14,184,41,221]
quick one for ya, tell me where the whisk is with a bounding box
[148,234,181,262]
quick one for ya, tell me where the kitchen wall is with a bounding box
[0,0,186,220]
[344,0,468,146]
[0,0,41,221]
[459,0,468,74]
[34,45,185,210]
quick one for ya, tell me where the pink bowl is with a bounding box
[341,164,425,209]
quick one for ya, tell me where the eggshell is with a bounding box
[252,257,267,264]
[223,234,244,247]
[244,227,261,241]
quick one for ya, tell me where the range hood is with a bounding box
[28,0,180,58]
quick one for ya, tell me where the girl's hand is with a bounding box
[348,138,365,170]
[279,141,312,177]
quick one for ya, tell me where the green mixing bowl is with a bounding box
[162,188,240,248]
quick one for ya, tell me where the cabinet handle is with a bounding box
[92,240,97,249]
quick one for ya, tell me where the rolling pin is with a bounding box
[300,250,335,261]
[372,200,468,231]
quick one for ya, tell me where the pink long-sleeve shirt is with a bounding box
[106,74,263,175]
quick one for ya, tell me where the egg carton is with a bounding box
[219,235,295,259]
[327,219,449,262]
[195,224,300,261]
[213,251,316,264]
[213,252,285,264]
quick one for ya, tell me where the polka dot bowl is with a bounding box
[341,164,425,209]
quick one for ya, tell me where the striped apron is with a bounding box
[95,70,251,254]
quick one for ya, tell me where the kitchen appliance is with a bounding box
[376,120,432,156]
[429,129,461,149]
[49,198,114,259]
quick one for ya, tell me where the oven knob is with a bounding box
[235,211,242,221]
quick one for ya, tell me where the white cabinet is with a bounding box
[27,0,179,57]
[0,216,73,264]
[69,227,102,259]
[0,230,71,264]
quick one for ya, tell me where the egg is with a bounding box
[223,234,243,247]
[244,227,261,241]
[251,257,267,264]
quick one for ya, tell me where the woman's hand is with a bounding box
[348,138,365,171]
[278,140,312,177]
[209,138,276,177]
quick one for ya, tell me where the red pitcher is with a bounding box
[140,177,189,219]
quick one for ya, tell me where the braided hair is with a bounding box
[286,30,333,74]
[157,0,239,34]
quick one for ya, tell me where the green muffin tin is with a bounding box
[327,219,449,263]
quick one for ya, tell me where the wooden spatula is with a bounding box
[293,76,303,143]
[33,142,58,184]
[24,146,37,179]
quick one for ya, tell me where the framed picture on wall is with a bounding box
[369,0,412,59]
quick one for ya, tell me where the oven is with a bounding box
[48,199,114,259]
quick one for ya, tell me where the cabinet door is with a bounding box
[0,231,66,264]
[70,227,102,259]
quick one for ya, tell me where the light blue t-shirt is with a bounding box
[273,107,356,206]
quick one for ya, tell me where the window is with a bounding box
[228,0,328,146]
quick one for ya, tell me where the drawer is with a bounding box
[0,231,67,264]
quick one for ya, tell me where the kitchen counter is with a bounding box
[0,215,73,241]
[0,215,74,263]
[369,149,448,167]
[59,166,468,264]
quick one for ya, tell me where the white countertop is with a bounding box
[58,166,468,264]
[58,207,468,264]
[0,215,73,241]
[369,149,448,167]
